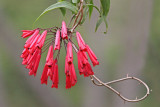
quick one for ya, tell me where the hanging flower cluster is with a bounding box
[19,0,150,103]
[20,21,99,89]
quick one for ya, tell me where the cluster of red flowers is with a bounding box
[21,21,99,89]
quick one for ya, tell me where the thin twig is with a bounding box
[69,39,79,53]
[44,37,54,41]
[71,8,83,32]
[72,6,82,27]
[41,40,54,53]
[42,39,55,49]
[68,14,76,27]
[90,75,150,102]
[71,0,84,32]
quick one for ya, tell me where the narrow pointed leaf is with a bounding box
[89,0,93,19]
[103,16,108,34]
[95,17,103,32]
[100,0,110,16]
[85,4,101,15]
[58,0,66,16]
[34,1,78,24]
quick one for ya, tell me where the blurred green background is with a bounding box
[0,0,159,107]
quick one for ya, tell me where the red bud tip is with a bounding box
[61,21,68,40]
[54,30,61,50]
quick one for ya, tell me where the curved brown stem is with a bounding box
[68,14,76,27]
[71,8,83,32]
[90,75,150,102]
[71,0,84,32]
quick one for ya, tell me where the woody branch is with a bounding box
[71,0,84,33]
[71,40,150,103]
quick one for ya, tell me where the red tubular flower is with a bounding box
[22,58,28,65]
[41,45,56,85]
[47,59,57,81]
[21,51,31,65]
[76,32,87,51]
[21,29,42,77]
[21,29,35,38]
[46,45,54,64]
[65,62,77,89]
[36,30,47,49]
[28,48,39,65]
[29,34,40,54]
[20,48,29,59]
[61,21,68,40]
[41,64,48,84]
[77,50,94,77]
[86,45,99,66]
[70,63,77,85]
[32,52,41,76]
[65,42,77,89]
[66,75,71,89]
[24,29,39,48]
[65,56,69,75]
[51,63,59,88]
[54,30,61,50]
[28,48,41,76]
[46,45,54,78]
[66,42,73,64]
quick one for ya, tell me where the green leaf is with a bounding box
[60,8,66,16]
[34,1,78,24]
[88,0,93,19]
[95,16,108,33]
[85,4,101,15]
[94,0,110,33]
[103,16,108,34]
[100,0,110,16]
[95,17,103,32]
[58,0,66,16]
